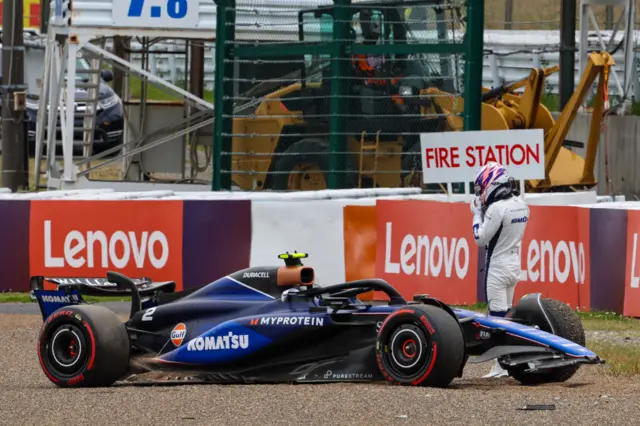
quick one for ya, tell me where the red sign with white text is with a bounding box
[513,206,590,310]
[624,211,640,316]
[420,129,545,183]
[375,200,479,305]
[29,200,184,290]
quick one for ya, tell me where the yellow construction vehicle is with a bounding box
[229,0,613,192]
[417,51,614,191]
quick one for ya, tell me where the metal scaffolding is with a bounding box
[35,0,216,191]
[578,0,635,111]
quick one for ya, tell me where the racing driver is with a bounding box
[469,161,530,378]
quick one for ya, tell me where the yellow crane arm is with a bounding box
[534,52,614,187]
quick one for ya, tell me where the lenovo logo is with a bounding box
[384,222,470,279]
[29,200,184,290]
[374,200,479,305]
[520,239,586,284]
[43,220,169,269]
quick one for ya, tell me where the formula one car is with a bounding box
[31,252,604,388]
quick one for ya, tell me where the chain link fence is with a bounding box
[212,0,482,192]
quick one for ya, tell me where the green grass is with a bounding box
[578,311,640,332]
[0,292,130,303]
[587,340,640,376]
[127,75,214,103]
[541,93,560,112]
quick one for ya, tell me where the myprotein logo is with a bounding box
[251,316,325,326]
[43,220,169,269]
[520,239,586,284]
[187,332,249,351]
[384,222,470,279]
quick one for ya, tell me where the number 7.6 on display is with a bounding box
[112,0,200,28]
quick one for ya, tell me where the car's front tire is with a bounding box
[376,304,465,388]
[507,298,586,385]
[38,305,131,387]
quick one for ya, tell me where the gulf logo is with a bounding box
[171,323,187,347]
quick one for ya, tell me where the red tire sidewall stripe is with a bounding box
[378,307,439,386]
[377,309,416,383]
[64,320,97,386]
[411,342,438,386]
[379,308,414,335]
[83,321,97,371]
[37,310,97,386]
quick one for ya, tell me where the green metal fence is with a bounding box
[212,0,484,192]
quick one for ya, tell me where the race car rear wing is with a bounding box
[30,275,176,298]
[30,273,177,321]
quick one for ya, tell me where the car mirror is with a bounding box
[101,69,114,83]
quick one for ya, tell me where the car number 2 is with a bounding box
[142,307,156,321]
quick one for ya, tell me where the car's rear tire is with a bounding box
[508,298,585,385]
[376,304,465,388]
[38,305,131,388]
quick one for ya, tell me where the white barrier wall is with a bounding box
[13,188,611,290]
[248,190,606,286]
[250,198,377,286]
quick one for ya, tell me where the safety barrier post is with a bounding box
[462,0,484,132]
[212,0,236,191]
[328,0,352,189]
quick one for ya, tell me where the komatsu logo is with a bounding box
[41,295,78,303]
[243,272,270,279]
[186,332,249,351]
[253,316,325,326]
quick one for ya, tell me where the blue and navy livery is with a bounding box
[32,289,83,318]
[32,251,603,387]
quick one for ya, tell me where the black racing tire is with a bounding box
[37,305,131,388]
[508,298,586,385]
[271,138,357,190]
[376,304,465,388]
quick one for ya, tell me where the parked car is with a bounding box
[25,56,124,154]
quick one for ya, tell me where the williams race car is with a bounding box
[31,252,603,388]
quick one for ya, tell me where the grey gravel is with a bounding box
[0,314,638,426]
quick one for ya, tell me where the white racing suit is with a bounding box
[472,194,529,378]
[472,195,530,317]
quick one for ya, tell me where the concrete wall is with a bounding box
[559,112,640,200]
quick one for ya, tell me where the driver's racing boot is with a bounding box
[483,359,509,378]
